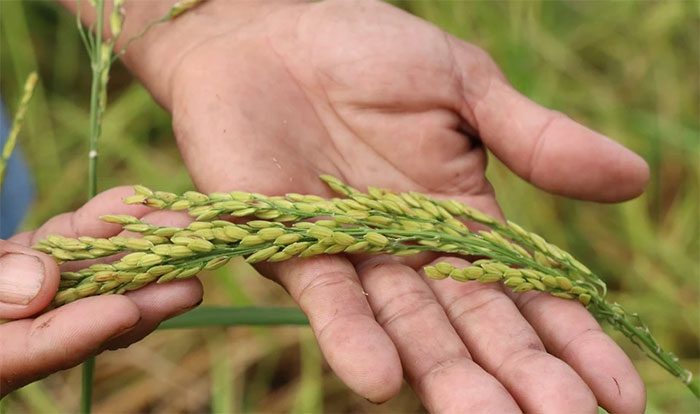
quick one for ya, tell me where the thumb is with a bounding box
[455,46,649,202]
[0,240,59,319]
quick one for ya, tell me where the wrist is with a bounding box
[61,0,304,108]
[120,0,290,107]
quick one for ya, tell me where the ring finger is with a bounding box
[357,255,520,413]
[424,257,597,413]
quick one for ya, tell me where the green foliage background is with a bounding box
[1,1,698,412]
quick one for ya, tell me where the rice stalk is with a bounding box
[74,0,204,409]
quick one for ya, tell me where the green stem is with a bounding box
[111,18,166,64]
[82,0,105,410]
[158,306,309,329]
[689,379,700,399]
[593,299,698,398]
[87,0,105,199]
[80,357,95,414]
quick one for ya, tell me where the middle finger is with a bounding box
[424,257,597,413]
[357,255,520,413]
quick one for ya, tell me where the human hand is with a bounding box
[115,0,649,411]
[0,188,202,397]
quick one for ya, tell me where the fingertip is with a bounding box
[31,296,140,371]
[30,185,153,244]
[52,295,143,354]
[418,360,520,413]
[577,134,650,202]
[467,78,651,203]
[528,118,651,203]
[124,277,204,312]
[63,295,142,328]
[503,353,598,414]
[0,242,60,319]
[571,334,647,414]
[0,295,141,396]
[263,255,404,401]
[103,278,203,350]
[27,295,141,358]
[320,314,404,403]
[614,150,650,201]
[25,252,61,315]
[603,371,647,414]
[512,292,646,413]
[622,377,647,414]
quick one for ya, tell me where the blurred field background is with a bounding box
[1,0,698,412]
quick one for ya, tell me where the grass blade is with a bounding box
[80,357,95,414]
[158,307,309,329]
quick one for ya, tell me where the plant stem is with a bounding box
[689,379,700,399]
[80,358,95,414]
[76,0,203,410]
[83,0,106,410]
[158,306,310,329]
[87,0,105,199]
[592,299,699,398]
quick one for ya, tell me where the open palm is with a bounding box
[136,1,649,411]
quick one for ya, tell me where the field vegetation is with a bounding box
[1,1,698,412]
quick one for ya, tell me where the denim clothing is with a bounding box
[0,100,35,238]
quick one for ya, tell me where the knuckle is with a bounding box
[297,269,360,306]
[558,327,604,358]
[418,355,470,387]
[444,284,506,321]
[495,346,545,378]
[374,287,440,328]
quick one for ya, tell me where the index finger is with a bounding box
[257,255,403,403]
[25,186,152,245]
[5,186,152,316]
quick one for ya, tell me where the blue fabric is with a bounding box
[0,100,35,238]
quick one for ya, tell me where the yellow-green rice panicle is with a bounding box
[0,71,38,186]
[35,178,698,398]
[319,174,362,196]
[168,0,207,19]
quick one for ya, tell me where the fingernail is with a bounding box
[0,253,44,305]
[168,298,203,319]
[107,316,142,342]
